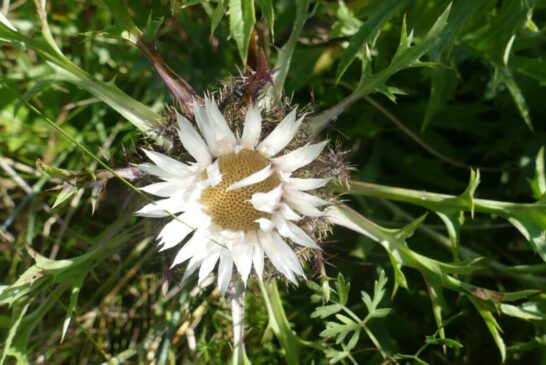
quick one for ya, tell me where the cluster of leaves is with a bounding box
[1,0,546,364]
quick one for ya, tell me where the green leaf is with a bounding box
[348,178,546,262]
[425,337,463,349]
[93,0,142,40]
[511,56,546,85]
[369,308,392,319]
[0,12,162,136]
[229,0,256,64]
[264,0,313,101]
[468,296,506,362]
[60,282,82,343]
[311,304,344,319]
[422,0,483,130]
[336,0,407,82]
[210,0,227,37]
[259,281,300,365]
[310,2,453,132]
[0,301,30,365]
[52,183,78,209]
[529,147,546,199]
[334,273,350,306]
[255,0,274,38]
[494,65,533,131]
[500,300,546,321]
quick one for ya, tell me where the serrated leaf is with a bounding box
[334,273,350,305]
[311,304,343,319]
[361,291,373,311]
[335,314,357,326]
[346,330,360,351]
[229,0,256,64]
[142,14,164,43]
[336,0,407,82]
[369,308,392,319]
[422,0,482,130]
[306,280,322,294]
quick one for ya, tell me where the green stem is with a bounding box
[347,180,538,215]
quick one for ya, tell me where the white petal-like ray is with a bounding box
[217,253,234,295]
[142,149,190,176]
[176,112,212,165]
[202,159,222,187]
[278,203,301,221]
[250,185,283,213]
[258,231,301,284]
[135,195,187,217]
[273,141,328,173]
[192,101,221,156]
[241,104,262,148]
[284,189,328,217]
[204,97,238,152]
[137,163,176,180]
[231,235,253,284]
[255,218,275,232]
[181,259,202,284]
[284,177,329,191]
[171,231,208,267]
[271,233,305,278]
[251,233,264,281]
[140,181,187,197]
[257,109,302,158]
[198,251,221,284]
[273,215,320,249]
[157,213,195,251]
[228,164,272,191]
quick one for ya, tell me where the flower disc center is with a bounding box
[200,149,280,231]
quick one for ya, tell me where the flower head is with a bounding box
[137,96,345,293]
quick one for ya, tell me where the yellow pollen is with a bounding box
[200,149,280,231]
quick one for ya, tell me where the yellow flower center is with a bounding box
[200,149,280,231]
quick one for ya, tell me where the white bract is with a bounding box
[137,98,329,294]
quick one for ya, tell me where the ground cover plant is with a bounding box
[1,0,546,364]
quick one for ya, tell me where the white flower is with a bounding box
[137,98,329,294]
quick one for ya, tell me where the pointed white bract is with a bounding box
[137,99,330,293]
[241,104,262,149]
[228,164,272,191]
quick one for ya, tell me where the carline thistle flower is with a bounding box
[136,83,347,294]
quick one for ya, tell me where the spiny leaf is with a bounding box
[61,282,82,343]
[336,0,407,82]
[468,296,506,362]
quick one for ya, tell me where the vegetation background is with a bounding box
[1,0,546,364]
